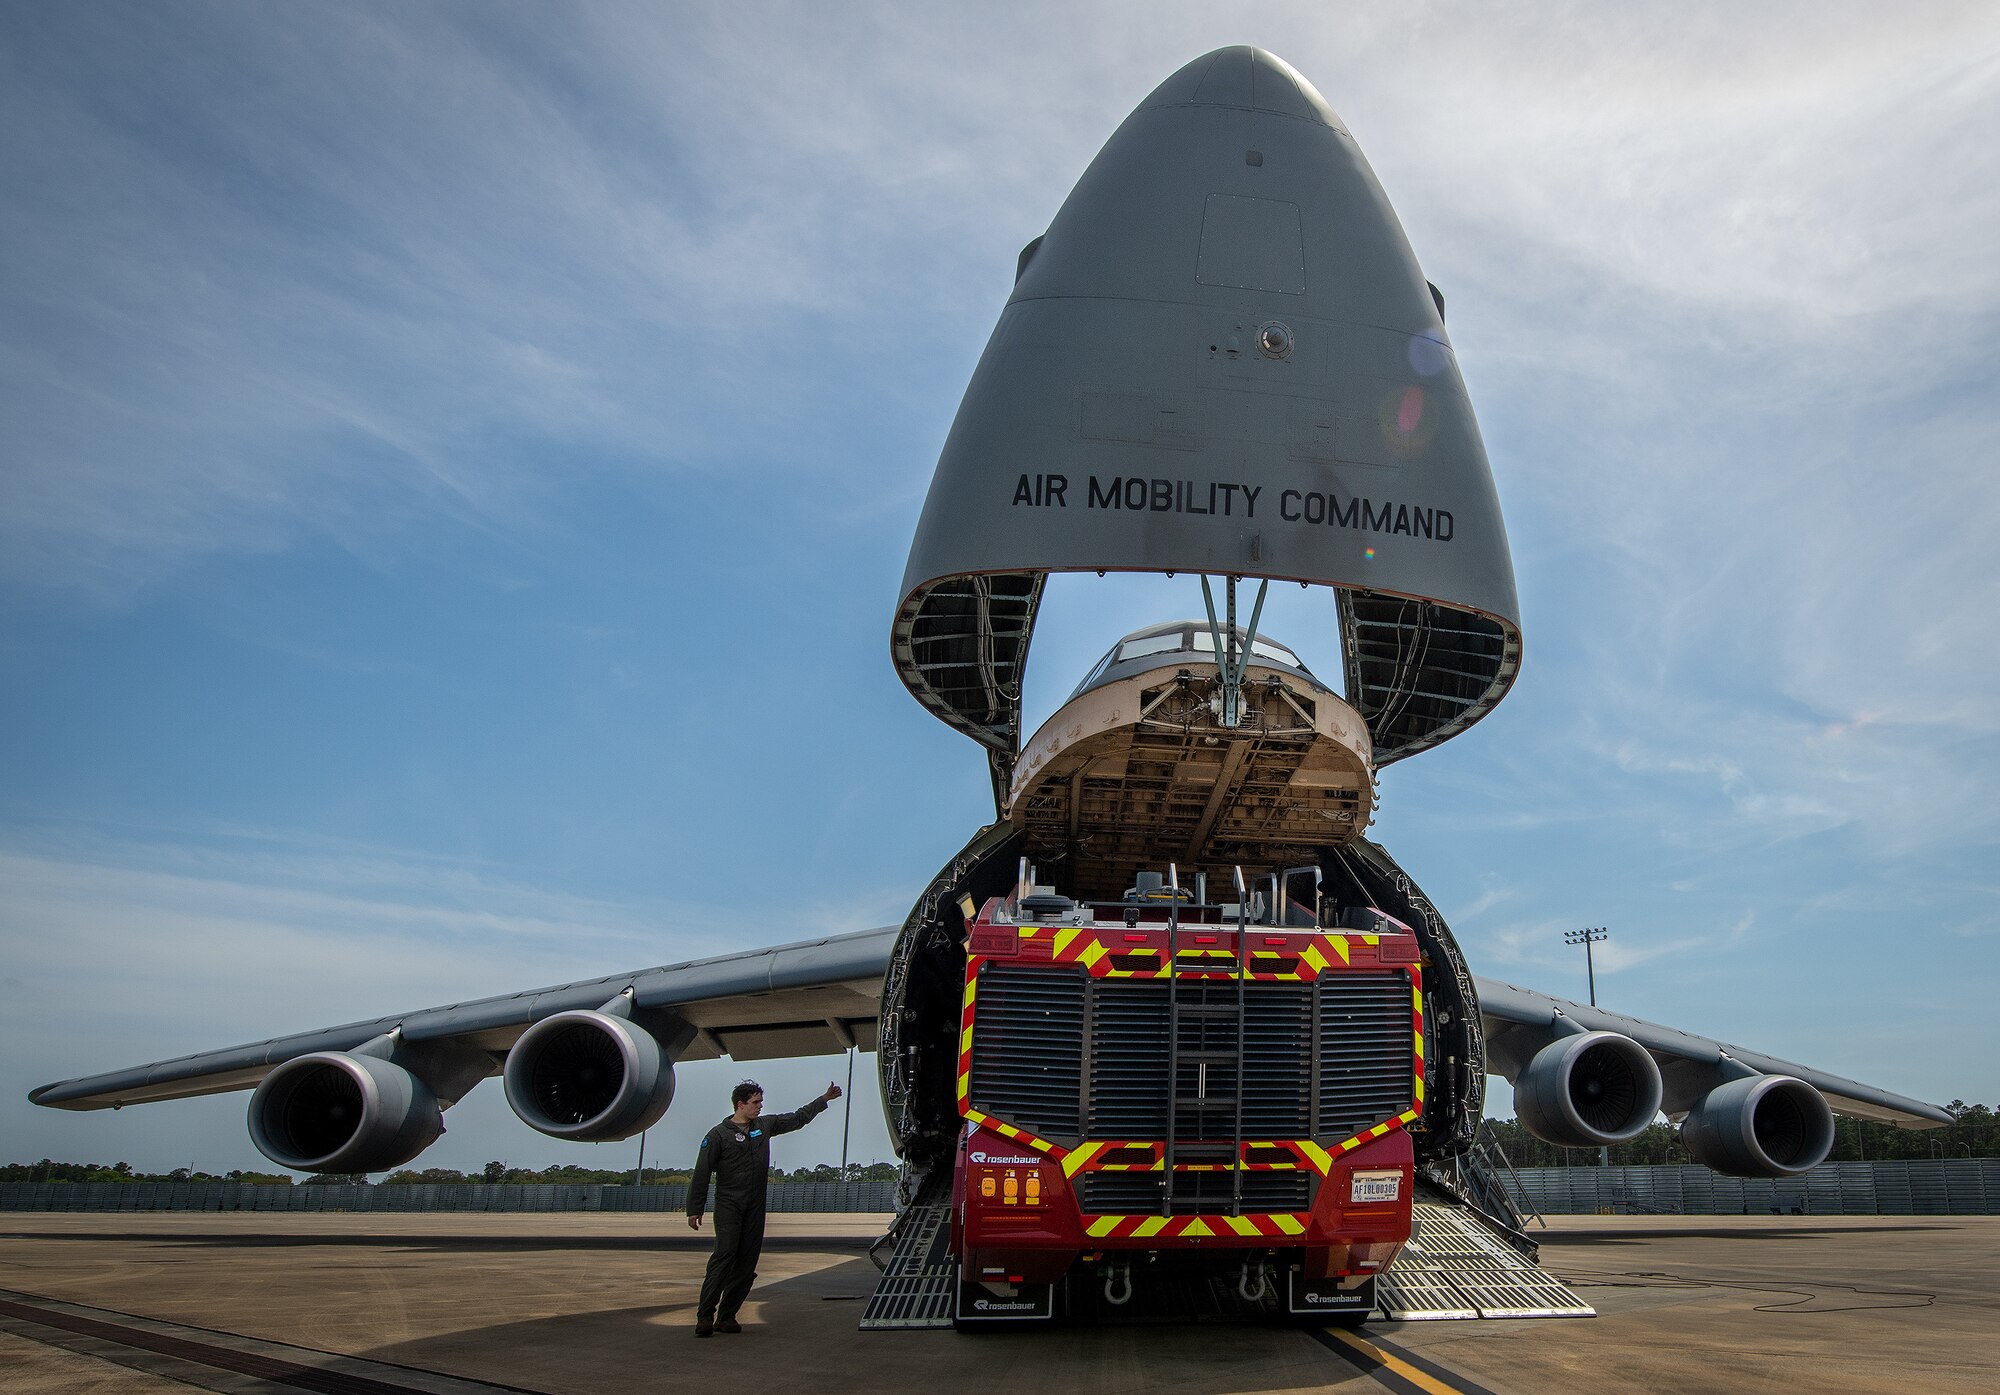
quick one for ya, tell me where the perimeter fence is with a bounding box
[0,1180,898,1213]
[5,1162,1997,1215]
[1509,1159,2000,1217]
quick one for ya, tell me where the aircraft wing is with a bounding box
[29,926,899,1111]
[1473,977,1951,1128]
[30,928,1948,1138]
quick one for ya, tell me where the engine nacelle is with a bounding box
[1513,1030,1665,1148]
[1680,1074,1834,1177]
[503,1009,675,1141]
[248,1051,444,1174]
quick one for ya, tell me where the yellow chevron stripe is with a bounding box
[1134,1216,1169,1238]
[1272,1215,1306,1236]
[1079,941,1107,967]
[1053,926,1081,957]
[1413,1076,1426,1102]
[1225,1215,1262,1237]
[1300,945,1328,974]
[1017,926,1039,938]
[1330,935,1351,964]
[1296,1140,1335,1174]
[1063,1142,1106,1177]
[1180,1218,1214,1238]
[1087,1215,1122,1238]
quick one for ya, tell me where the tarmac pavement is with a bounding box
[0,1212,1993,1394]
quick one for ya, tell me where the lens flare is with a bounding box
[1407,335,1448,378]
[1397,385,1425,436]
[1363,547,1376,560]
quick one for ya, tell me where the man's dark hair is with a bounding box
[731,1080,763,1107]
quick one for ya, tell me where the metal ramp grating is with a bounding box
[860,1201,956,1330]
[1376,1201,1593,1321]
[1437,1256,1595,1320]
[1372,1266,1479,1320]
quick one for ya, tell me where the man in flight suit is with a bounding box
[686,1078,841,1336]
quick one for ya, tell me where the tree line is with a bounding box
[12,1103,1993,1184]
[375,1160,902,1186]
[1,1158,904,1186]
[0,1161,296,1185]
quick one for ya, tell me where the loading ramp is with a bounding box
[859,1194,957,1330]
[1374,1186,1593,1321]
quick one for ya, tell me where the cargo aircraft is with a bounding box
[31,47,1946,1323]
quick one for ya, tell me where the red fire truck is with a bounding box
[948,865,1423,1325]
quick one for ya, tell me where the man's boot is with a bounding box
[694,1317,714,1338]
[716,1317,742,1334]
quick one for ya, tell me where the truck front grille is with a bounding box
[966,963,1413,1152]
[1318,972,1417,1137]
[1088,981,1169,1137]
[967,964,1085,1141]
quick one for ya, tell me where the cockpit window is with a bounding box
[1077,649,1116,690]
[1115,631,1189,662]
[1071,623,1314,700]
[1189,632,1306,669]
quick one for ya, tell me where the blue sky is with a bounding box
[3,2,1996,1178]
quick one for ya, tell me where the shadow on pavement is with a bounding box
[356,1256,1373,1395]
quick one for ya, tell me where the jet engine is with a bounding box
[1513,1030,1664,1148]
[1680,1074,1835,1177]
[503,1008,675,1141]
[248,1050,444,1174]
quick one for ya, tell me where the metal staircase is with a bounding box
[1451,1125,1544,1248]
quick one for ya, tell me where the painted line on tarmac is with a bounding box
[1310,1325,1505,1395]
[0,1289,540,1395]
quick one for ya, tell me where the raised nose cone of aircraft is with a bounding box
[897,46,1520,771]
[1141,44,1345,123]
[1002,45,1454,357]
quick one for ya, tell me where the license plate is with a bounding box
[1350,1171,1400,1203]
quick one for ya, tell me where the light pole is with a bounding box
[1564,927,1608,1006]
[840,1046,856,1185]
[1564,927,1610,1166]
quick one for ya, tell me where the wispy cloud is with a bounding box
[0,822,792,1006]
[0,822,894,1174]
[3,3,1995,1162]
